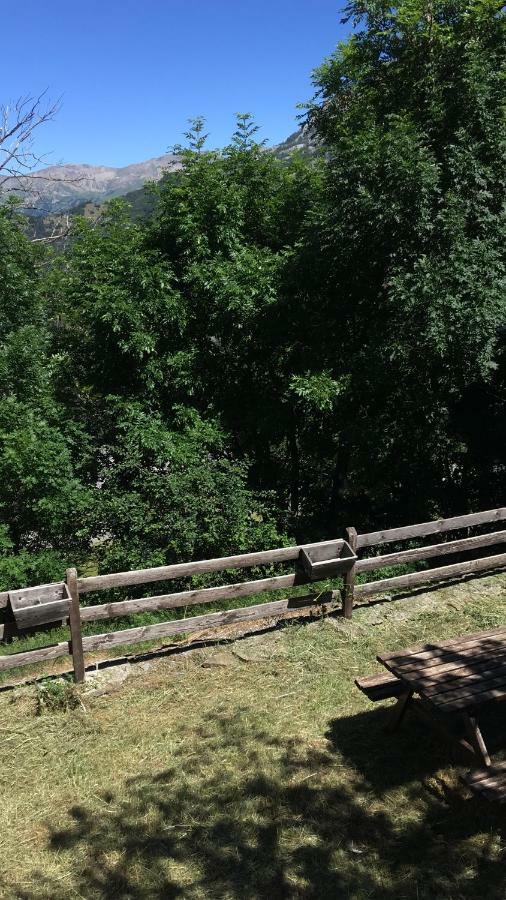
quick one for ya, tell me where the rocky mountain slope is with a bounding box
[273,124,315,160]
[2,153,182,215]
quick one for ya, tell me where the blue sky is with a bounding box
[0,0,350,168]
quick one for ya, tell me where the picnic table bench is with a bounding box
[462,762,506,802]
[356,626,506,799]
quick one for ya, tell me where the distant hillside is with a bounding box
[24,171,184,242]
[274,124,317,160]
[2,154,182,216]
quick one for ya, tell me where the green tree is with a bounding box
[46,190,287,575]
[91,402,283,576]
[298,0,506,525]
[0,203,50,405]
[49,200,182,413]
[150,116,321,532]
[0,205,93,583]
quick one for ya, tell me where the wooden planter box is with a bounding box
[9,582,71,630]
[299,540,357,582]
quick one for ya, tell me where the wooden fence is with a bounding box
[1,506,505,683]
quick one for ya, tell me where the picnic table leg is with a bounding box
[385,689,414,733]
[462,714,491,768]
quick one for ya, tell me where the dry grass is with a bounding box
[1,573,506,899]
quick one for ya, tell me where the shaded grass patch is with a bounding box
[0,573,505,898]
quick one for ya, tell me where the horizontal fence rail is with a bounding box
[338,508,506,618]
[80,594,330,653]
[0,641,69,672]
[79,572,308,622]
[0,506,505,683]
[77,539,339,594]
[355,531,506,574]
[355,507,506,550]
[354,551,506,598]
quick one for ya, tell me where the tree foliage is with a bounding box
[302,0,506,522]
[0,0,504,589]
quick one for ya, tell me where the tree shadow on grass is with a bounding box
[326,704,506,895]
[12,707,506,900]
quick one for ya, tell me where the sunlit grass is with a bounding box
[0,573,505,898]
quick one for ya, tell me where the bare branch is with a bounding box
[30,213,73,244]
[0,92,85,215]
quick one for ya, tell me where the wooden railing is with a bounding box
[340,507,506,617]
[1,506,505,683]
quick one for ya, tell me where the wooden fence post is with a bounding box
[66,568,85,683]
[342,527,358,619]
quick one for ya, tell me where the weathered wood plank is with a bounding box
[81,594,329,653]
[390,645,506,679]
[383,633,506,666]
[464,765,506,802]
[356,507,506,549]
[435,676,506,710]
[2,583,68,620]
[418,663,506,700]
[412,651,506,683]
[355,672,404,701]
[0,641,69,671]
[356,530,506,574]
[77,539,338,594]
[464,761,506,802]
[9,599,70,630]
[300,540,355,581]
[466,762,506,785]
[354,551,506,598]
[379,626,506,663]
[378,627,506,715]
[342,527,358,619]
[80,571,310,622]
[443,686,506,712]
[67,568,85,683]
[8,583,66,608]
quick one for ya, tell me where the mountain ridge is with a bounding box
[2,153,182,215]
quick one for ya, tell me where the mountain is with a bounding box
[273,124,316,160]
[2,153,182,216]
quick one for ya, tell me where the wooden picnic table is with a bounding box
[377,626,506,768]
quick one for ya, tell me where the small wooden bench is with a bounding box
[463,762,506,803]
[355,672,405,702]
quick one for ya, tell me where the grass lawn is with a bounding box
[1,573,505,899]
